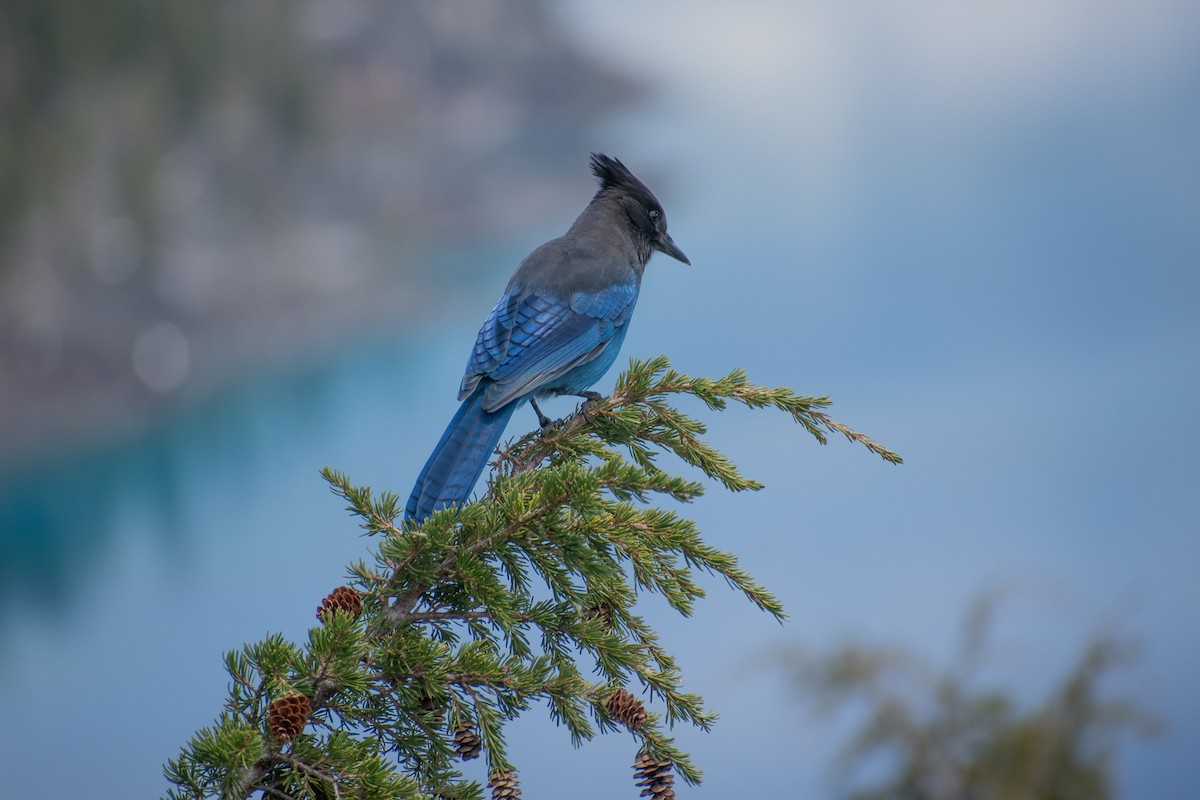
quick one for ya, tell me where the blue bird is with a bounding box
[405,154,689,523]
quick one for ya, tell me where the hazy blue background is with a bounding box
[1,2,1196,797]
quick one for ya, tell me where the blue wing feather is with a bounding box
[568,284,637,321]
[460,283,637,410]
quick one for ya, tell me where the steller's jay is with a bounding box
[405,154,689,522]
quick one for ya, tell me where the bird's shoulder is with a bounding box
[508,234,641,299]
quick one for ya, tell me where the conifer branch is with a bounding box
[165,357,900,799]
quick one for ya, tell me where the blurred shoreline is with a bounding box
[0,2,640,469]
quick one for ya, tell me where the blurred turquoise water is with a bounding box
[0,336,443,793]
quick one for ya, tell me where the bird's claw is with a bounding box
[577,391,604,420]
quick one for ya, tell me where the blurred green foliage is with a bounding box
[0,1,634,459]
[0,0,311,256]
[786,597,1157,800]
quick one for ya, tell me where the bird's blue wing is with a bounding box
[460,283,637,410]
[462,291,523,386]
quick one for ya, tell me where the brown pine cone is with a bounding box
[418,693,446,727]
[453,722,482,761]
[267,693,312,743]
[582,603,616,631]
[605,688,647,731]
[633,752,675,800]
[316,586,363,622]
[488,769,521,800]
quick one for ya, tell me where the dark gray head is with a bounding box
[590,153,690,266]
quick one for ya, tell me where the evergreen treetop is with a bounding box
[164,356,900,799]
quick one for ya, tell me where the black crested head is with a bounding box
[588,153,689,266]
[590,153,653,198]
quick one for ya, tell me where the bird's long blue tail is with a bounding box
[405,386,518,523]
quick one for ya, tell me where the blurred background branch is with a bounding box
[782,594,1159,800]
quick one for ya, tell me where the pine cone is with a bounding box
[633,752,675,800]
[267,693,312,743]
[605,688,647,731]
[418,693,446,727]
[316,586,363,622]
[488,769,521,800]
[453,722,482,761]
[582,603,616,631]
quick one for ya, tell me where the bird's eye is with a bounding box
[648,209,661,221]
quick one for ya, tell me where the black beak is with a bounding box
[656,233,690,265]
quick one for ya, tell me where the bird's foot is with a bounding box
[530,398,554,429]
[576,391,604,420]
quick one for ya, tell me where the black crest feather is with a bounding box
[590,153,633,190]
[589,153,658,206]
